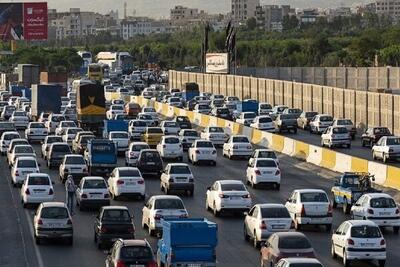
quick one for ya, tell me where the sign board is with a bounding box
[0,2,47,41]
[206,53,229,74]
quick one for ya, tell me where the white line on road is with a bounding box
[24,209,44,267]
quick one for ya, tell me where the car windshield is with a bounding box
[232,136,249,143]
[387,138,400,145]
[279,236,311,249]
[65,156,85,165]
[261,207,290,218]
[164,122,178,127]
[320,116,333,122]
[119,169,140,177]
[300,192,329,202]
[147,128,162,134]
[83,179,106,189]
[220,183,246,191]
[332,127,348,134]
[30,123,45,128]
[256,160,277,167]
[183,131,198,137]
[258,151,277,159]
[370,197,396,208]
[120,246,153,260]
[15,146,34,153]
[374,127,390,134]
[209,127,223,133]
[102,209,131,222]
[337,119,352,125]
[165,138,179,144]
[111,133,129,139]
[196,141,213,148]
[154,199,185,209]
[170,165,191,174]
[28,176,50,185]
[41,207,69,219]
[259,117,272,123]
[17,160,37,168]
[351,225,381,238]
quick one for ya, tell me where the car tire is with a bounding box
[35,235,41,245]
[343,199,350,214]
[243,225,250,241]
[67,237,73,246]
[379,260,386,267]
[325,224,332,232]
[253,231,260,248]
[213,203,220,217]
[343,251,350,267]
[394,226,399,234]
[331,242,337,258]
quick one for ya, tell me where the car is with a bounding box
[38,112,50,123]
[107,104,125,120]
[211,107,232,120]
[125,142,150,167]
[269,105,288,120]
[258,102,273,115]
[275,258,324,267]
[128,120,147,140]
[193,103,211,114]
[108,131,130,154]
[210,99,224,109]
[309,114,334,134]
[76,176,110,211]
[33,202,73,245]
[125,103,141,118]
[137,113,157,127]
[274,114,298,134]
[141,127,163,147]
[62,127,83,145]
[260,232,315,267]
[55,120,77,136]
[137,149,163,177]
[297,111,319,130]
[160,163,194,196]
[246,158,281,189]
[25,122,48,143]
[351,193,400,233]
[11,156,40,187]
[9,111,29,129]
[8,144,36,167]
[178,129,200,150]
[331,220,386,267]
[45,114,66,134]
[0,131,20,155]
[285,189,332,231]
[108,167,145,200]
[250,115,275,131]
[236,112,256,126]
[200,126,228,147]
[321,126,351,148]
[141,107,158,119]
[21,173,54,207]
[72,133,95,154]
[282,108,302,118]
[59,154,88,184]
[224,96,240,106]
[206,180,251,216]
[1,105,16,120]
[244,204,293,248]
[174,116,192,129]
[372,136,400,162]
[188,139,217,166]
[160,121,180,135]
[94,206,135,249]
[41,135,63,159]
[333,119,357,140]
[114,114,128,120]
[156,135,183,161]
[61,96,69,106]
[105,239,157,267]
[141,195,188,236]
[167,97,183,107]
[361,127,392,147]
[47,142,72,169]
[7,138,29,160]
[222,135,253,159]
[0,121,16,138]
[248,149,279,167]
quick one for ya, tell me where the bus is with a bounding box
[96,51,133,75]
[88,63,103,81]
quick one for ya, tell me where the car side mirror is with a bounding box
[354,203,360,207]
[107,249,112,255]
[51,180,55,185]
[243,212,248,216]
[207,186,211,191]
[38,163,41,167]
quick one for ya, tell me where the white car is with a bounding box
[160,163,194,196]
[244,204,293,248]
[321,126,351,148]
[258,102,273,115]
[109,131,130,153]
[351,193,400,233]
[141,195,188,236]
[41,135,63,159]
[106,104,124,120]
[275,258,324,267]
[249,149,279,166]
[285,189,332,231]
[333,118,357,140]
[372,136,400,163]
[55,121,77,136]
[236,112,256,126]
[108,167,145,200]
[45,114,66,134]
[0,131,20,155]
[21,173,54,207]
[331,220,386,267]
[8,144,36,167]
[76,176,110,211]
[59,154,88,183]
[9,110,29,129]
[193,103,211,114]
[62,127,83,145]
[160,121,180,135]
[246,158,281,189]
[33,202,73,245]
[141,107,158,120]
[222,135,253,159]
[178,129,200,150]
[250,116,275,132]
[128,119,147,140]
[7,138,29,161]
[167,97,183,107]
[156,135,183,161]
[188,139,217,165]
[11,156,40,187]
[206,180,252,216]
[224,96,240,106]
[309,114,334,134]
[200,126,227,147]
[25,122,48,142]
[137,113,157,126]
[125,142,150,167]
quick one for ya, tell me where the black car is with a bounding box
[211,107,232,121]
[137,149,163,177]
[175,116,192,129]
[94,206,135,249]
[361,126,392,147]
[105,239,156,267]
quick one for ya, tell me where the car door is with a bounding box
[249,207,260,237]
[245,206,256,235]
[142,198,153,223]
[332,222,346,254]
[207,182,218,207]
[352,195,366,219]
[161,165,169,185]
[286,192,298,219]
[76,179,84,201]
[246,160,255,178]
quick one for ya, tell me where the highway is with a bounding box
[2,136,400,267]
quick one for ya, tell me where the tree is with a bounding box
[379,45,400,66]
[283,15,299,31]
[246,17,257,31]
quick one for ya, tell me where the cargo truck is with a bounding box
[102,120,129,139]
[84,139,117,176]
[17,64,40,88]
[156,218,218,267]
[182,82,200,102]
[31,84,62,120]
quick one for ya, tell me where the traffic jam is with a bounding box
[1,69,399,267]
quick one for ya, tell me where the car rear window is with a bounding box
[147,128,162,134]
[165,138,179,144]
[232,136,249,143]
[332,127,348,134]
[209,127,223,133]
[30,123,45,128]
[112,105,124,110]
[154,199,185,209]
[47,137,63,143]
[176,116,189,122]
[53,145,72,153]
[243,113,256,119]
[220,183,246,191]
[183,131,198,137]
[300,192,328,202]
[279,236,311,249]
[62,122,76,128]
[287,263,322,267]
[41,207,69,219]
[67,128,82,135]
[261,207,290,218]
[370,197,396,208]
[170,165,191,174]
[374,127,390,134]
[256,160,277,168]
[140,114,152,120]
[83,179,106,189]
[337,119,353,125]
[131,144,149,151]
[119,169,141,177]
[65,156,85,165]
[196,141,213,148]
[258,151,277,159]
[164,122,178,127]
[280,114,296,120]
[17,159,37,168]
[320,116,333,122]
[4,134,19,140]
[28,176,50,185]
[133,121,147,127]
[351,225,381,238]
[15,146,34,154]
[51,116,65,122]
[260,104,272,109]
[141,151,161,161]
[259,117,272,123]
[102,209,131,222]
[121,246,153,260]
[111,132,129,139]
[80,136,95,144]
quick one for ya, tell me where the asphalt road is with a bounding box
[2,138,400,267]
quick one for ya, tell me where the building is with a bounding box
[170,6,200,23]
[231,0,260,23]
[121,18,176,40]
[256,5,293,31]
[374,0,400,22]
[297,8,321,24]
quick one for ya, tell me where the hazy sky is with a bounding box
[20,0,371,18]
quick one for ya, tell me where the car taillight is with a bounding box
[212,150,216,154]
[129,152,135,156]
[67,219,72,225]
[154,213,163,220]
[300,204,306,216]
[147,261,157,267]
[347,239,354,246]
[100,226,107,234]
[117,180,124,185]
[37,219,43,225]
[380,239,386,246]
[127,226,135,234]
[25,188,30,195]
[104,193,110,198]
[247,145,252,149]
[367,208,374,215]
[219,193,228,198]
[83,168,88,173]
[255,169,261,175]
[259,221,267,230]
[396,209,400,214]
[15,170,19,176]
[48,188,54,195]
[233,145,238,149]
[81,193,88,199]
[179,144,182,148]
[275,169,281,176]
[389,148,394,152]
[163,145,166,148]
[168,178,174,183]
[137,179,144,184]
[189,178,194,182]
[116,260,126,267]
[242,194,251,199]
[195,150,200,154]
[290,220,295,229]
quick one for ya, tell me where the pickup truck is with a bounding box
[157,218,218,267]
[331,172,381,214]
[84,139,117,176]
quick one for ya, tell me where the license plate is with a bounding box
[187,264,202,267]
[360,243,375,247]
[90,193,102,198]
[380,212,391,216]
[263,171,273,174]
[272,225,285,229]
[147,162,155,165]
[202,151,210,154]
[48,223,61,227]
[129,265,145,267]
[125,182,136,185]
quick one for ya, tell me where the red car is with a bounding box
[125,103,141,118]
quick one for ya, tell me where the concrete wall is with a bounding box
[170,70,400,135]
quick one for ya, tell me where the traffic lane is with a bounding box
[280,128,400,168]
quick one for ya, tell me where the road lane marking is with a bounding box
[24,209,44,267]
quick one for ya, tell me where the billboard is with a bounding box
[0,2,47,41]
[206,53,229,74]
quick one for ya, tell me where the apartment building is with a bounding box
[231,0,260,23]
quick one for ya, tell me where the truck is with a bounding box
[102,120,128,139]
[233,99,259,119]
[17,64,40,88]
[156,218,218,267]
[182,82,200,102]
[331,172,381,214]
[77,82,106,134]
[31,84,62,119]
[84,139,117,176]
[10,85,31,99]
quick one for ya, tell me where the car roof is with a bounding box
[347,220,378,227]
[282,258,321,264]
[295,189,326,194]
[110,131,128,134]
[101,206,128,211]
[272,232,307,238]
[232,135,247,138]
[41,202,67,208]
[218,180,244,185]
[115,167,140,171]
[64,154,83,158]
[364,193,393,199]
[131,142,148,145]
[166,163,188,167]
[255,149,274,152]
[151,195,182,200]
[257,203,286,209]
[82,176,105,181]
